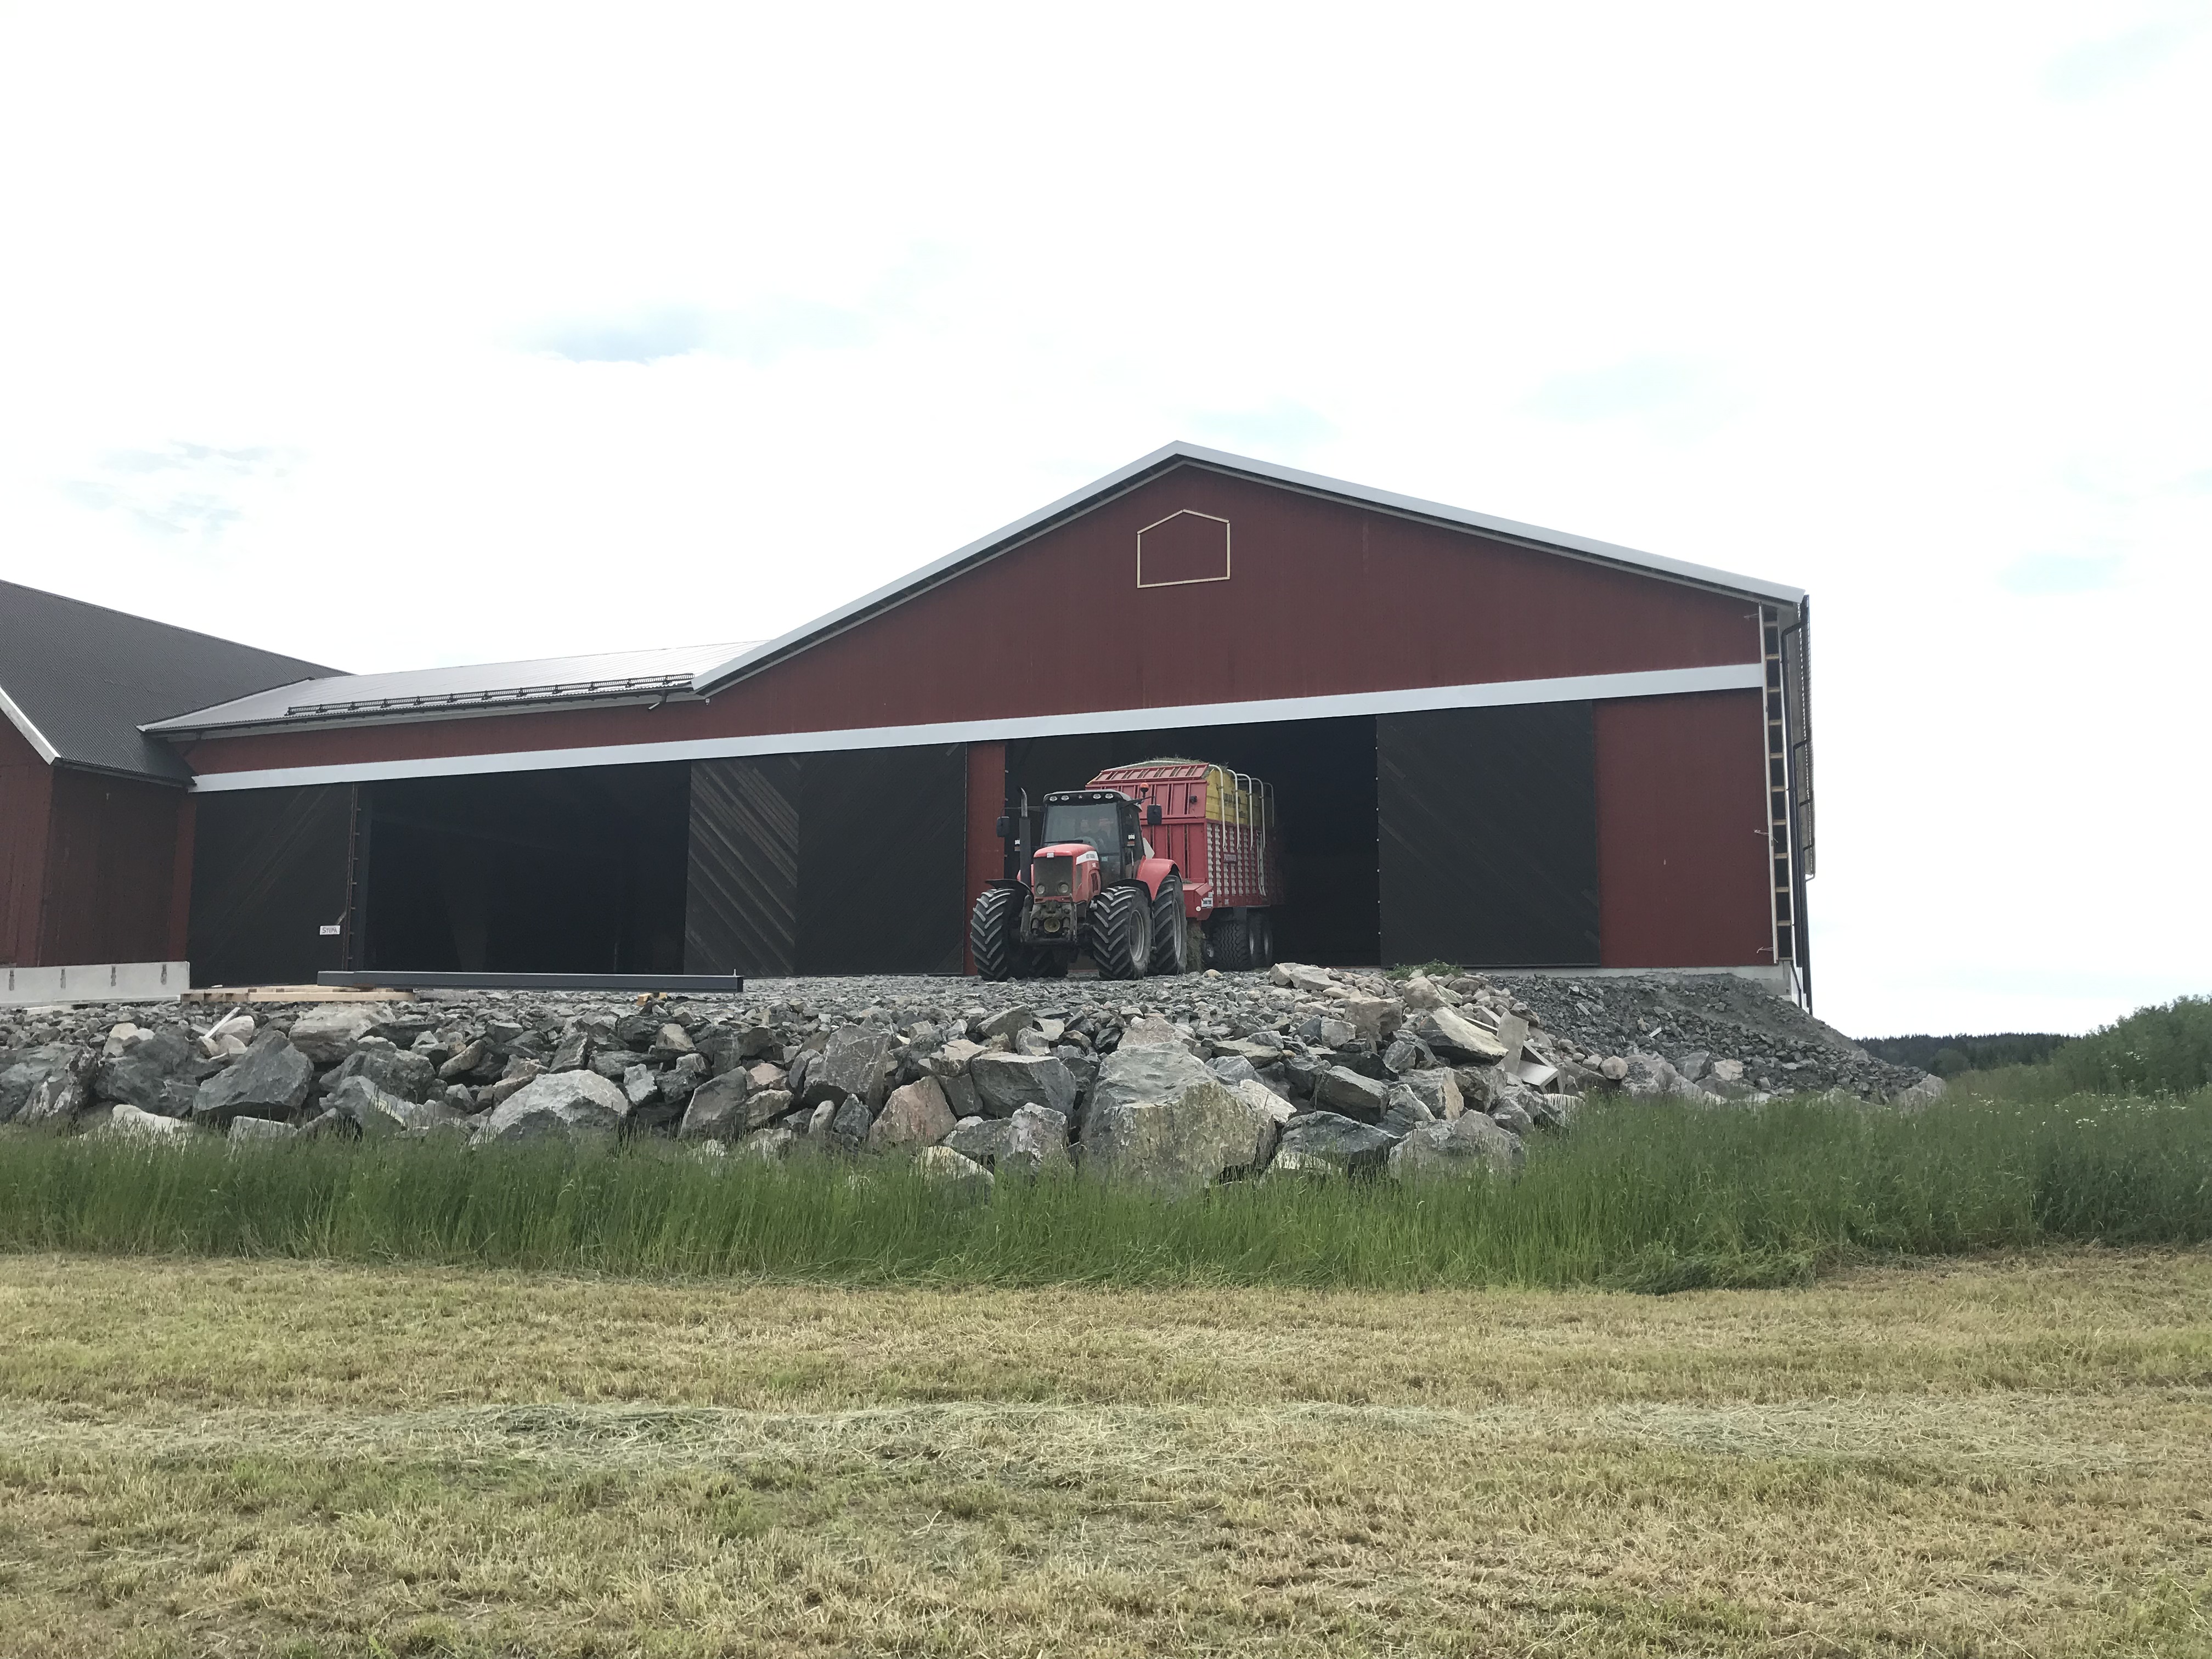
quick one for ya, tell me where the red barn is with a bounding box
[10,445,1816,997]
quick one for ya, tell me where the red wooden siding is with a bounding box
[166,792,198,961]
[40,769,185,966]
[962,740,1005,975]
[1,718,54,964]
[1594,691,1771,967]
[183,462,1764,778]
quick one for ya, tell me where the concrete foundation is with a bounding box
[2,961,189,1007]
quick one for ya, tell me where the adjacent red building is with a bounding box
[8,445,1816,996]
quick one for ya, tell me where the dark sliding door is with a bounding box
[188,785,353,987]
[685,744,967,977]
[1377,703,1600,967]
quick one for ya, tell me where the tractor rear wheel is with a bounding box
[1149,877,1187,974]
[1209,907,1252,971]
[1090,884,1153,980]
[1247,907,1274,969]
[969,887,1026,981]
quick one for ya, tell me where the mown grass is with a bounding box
[5,1088,2206,1290]
[4,1250,2210,1657]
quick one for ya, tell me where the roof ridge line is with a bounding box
[689,441,1804,695]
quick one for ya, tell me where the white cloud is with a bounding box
[0,1,2206,1036]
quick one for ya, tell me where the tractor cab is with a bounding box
[1037,789,1147,881]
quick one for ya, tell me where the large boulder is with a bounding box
[968,1052,1077,1119]
[1397,1067,1464,1122]
[923,1036,989,1079]
[678,1071,791,1142]
[998,1103,1071,1177]
[1211,1036,1284,1066]
[825,1096,873,1150]
[286,1003,393,1064]
[867,1077,957,1153]
[1226,1076,1296,1127]
[975,1005,1036,1041]
[1381,1033,1439,1076]
[1399,973,1455,1011]
[328,1074,431,1137]
[92,1029,200,1116]
[193,1032,314,1126]
[3,1044,95,1125]
[1313,1065,1390,1122]
[1488,1097,1536,1137]
[915,1144,995,1203]
[1409,1008,1508,1064]
[944,1115,1012,1165]
[809,1025,896,1108]
[1087,1042,1218,1119]
[1079,1077,1275,1194]
[478,1070,627,1142]
[99,1102,192,1142]
[1891,1074,1946,1108]
[227,1114,296,1146]
[1115,1015,1197,1054]
[1340,996,1402,1044]
[1387,1113,1525,1180]
[1378,1085,1436,1137]
[1272,1111,1395,1176]
[324,1042,438,1104]
[481,1059,544,1109]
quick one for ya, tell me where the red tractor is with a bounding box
[969,760,1282,980]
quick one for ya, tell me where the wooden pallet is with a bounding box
[178,986,419,1005]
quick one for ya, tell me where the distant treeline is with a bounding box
[1866,996,2211,1096]
[1860,1033,2071,1076]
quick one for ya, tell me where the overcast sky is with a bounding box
[3,4,2205,1038]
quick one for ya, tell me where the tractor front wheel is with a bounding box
[1090,884,1153,980]
[969,887,1027,981]
[1149,876,1188,975]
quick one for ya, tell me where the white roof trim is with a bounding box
[691,441,1807,693]
[0,682,60,765]
[188,661,1762,793]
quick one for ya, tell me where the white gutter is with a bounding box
[187,662,1764,793]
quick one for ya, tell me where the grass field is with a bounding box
[2,1249,2209,1657]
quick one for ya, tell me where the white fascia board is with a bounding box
[188,662,1763,793]
[0,682,59,764]
[690,441,1807,693]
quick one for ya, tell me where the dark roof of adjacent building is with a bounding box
[0,578,335,782]
[692,441,1809,694]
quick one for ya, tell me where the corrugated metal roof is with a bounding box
[145,641,759,736]
[0,579,334,781]
[693,441,1810,694]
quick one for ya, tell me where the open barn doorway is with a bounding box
[1006,715,1380,967]
[358,764,690,975]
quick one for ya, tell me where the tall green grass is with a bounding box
[1955,995,2212,1104]
[4,1090,2206,1290]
